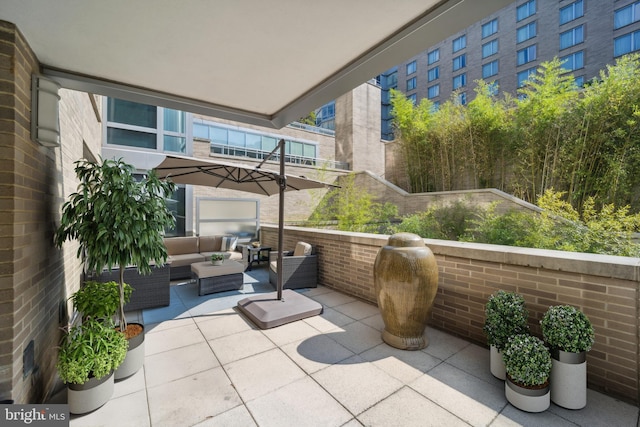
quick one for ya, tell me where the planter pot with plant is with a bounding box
[541,305,595,409]
[57,318,128,414]
[55,158,176,382]
[483,290,529,380]
[72,280,141,380]
[503,333,552,413]
[211,253,225,266]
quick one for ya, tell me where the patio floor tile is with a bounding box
[309,290,357,308]
[208,328,276,365]
[331,299,380,320]
[144,321,206,356]
[360,342,442,383]
[70,389,150,427]
[410,363,506,427]
[224,348,307,402]
[194,405,258,427]
[311,355,403,415]
[303,307,354,332]
[280,334,355,374]
[144,341,220,388]
[422,326,471,361]
[326,320,383,354]
[261,317,323,347]
[195,308,256,341]
[246,376,353,427]
[359,386,469,427]
[147,366,243,426]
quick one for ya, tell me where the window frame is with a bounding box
[517,21,537,43]
[560,0,584,25]
[452,35,467,53]
[516,0,536,22]
[482,18,499,38]
[482,60,499,79]
[560,25,584,50]
[482,39,499,59]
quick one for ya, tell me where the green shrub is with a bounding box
[483,290,530,351]
[503,334,551,387]
[540,305,595,353]
[393,200,481,240]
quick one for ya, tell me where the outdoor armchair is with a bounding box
[269,241,318,289]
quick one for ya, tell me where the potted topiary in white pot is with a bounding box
[541,305,595,409]
[502,333,552,413]
[483,290,530,380]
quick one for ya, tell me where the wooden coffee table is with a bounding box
[191,260,244,296]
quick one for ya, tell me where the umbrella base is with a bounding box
[237,290,323,329]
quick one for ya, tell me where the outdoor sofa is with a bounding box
[164,235,245,280]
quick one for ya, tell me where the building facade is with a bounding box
[380,0,640,140]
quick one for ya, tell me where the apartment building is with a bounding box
[380,0,640,140]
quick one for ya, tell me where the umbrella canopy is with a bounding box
[153,140,335,326]
[153,154,332,196]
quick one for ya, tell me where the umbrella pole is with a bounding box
[277,139,285,300]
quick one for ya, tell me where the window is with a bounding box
[428,66,439,82]
[428,84,440,99]
[482,19,498,38]
[517,44,537,65]
[615,2,640,29]
[614,30,640,56]
[384,71,398,88]
[560,0,584,25]
[453,54,466,71]
[560,25,584,50]
[560,51,584,71]
[406,77,417,91]
[517,22,537,43]
[517,0,536,22]
[482,60,499,78]
[518,68,536,87]
[408,94,417,104]
[431,101,440,111]
[453,35,466,52]
[482,39,499,58]
[457,92,467,105]
[453,73,467,90]
[407,61,417,75]
[106,98,187,153]
[428,49,440,65]
[574,76,585,87]
[107,98,156,128]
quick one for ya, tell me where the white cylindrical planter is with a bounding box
[115,323,145,380]
[490,345,506,380]
[68,371,114,414]
[505,378,550,413]
[550,350,587,409]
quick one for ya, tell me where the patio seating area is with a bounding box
[57,265,639,427]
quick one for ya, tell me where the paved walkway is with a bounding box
[60,267,638,427]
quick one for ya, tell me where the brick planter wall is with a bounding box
[262,224,640,404]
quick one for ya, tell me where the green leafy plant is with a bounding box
[210,253,224,262]
[56,318,128,384]
[483,290,529,351]
[540,305,595,353]
[71,281,132,322]
[503,333,552,388]
[55,158,176,331]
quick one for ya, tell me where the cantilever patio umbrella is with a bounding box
[153,139,336,328]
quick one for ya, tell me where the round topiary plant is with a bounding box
[484,290,530,351]
[503,333,551,388]
[540,305,595,353]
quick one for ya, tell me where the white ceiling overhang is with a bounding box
[3,0,511,128]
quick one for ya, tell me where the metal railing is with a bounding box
[210,143,349,170]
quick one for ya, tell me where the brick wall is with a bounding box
[262,224,640,404]
[0,21,101,403]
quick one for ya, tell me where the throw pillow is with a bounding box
[221,236,238,251]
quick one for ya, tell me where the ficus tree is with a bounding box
[55,158,176,331]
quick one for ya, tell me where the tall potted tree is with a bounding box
[55,158,176,379]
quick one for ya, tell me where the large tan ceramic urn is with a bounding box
[374,233,439,350]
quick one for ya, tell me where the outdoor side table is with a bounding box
[246,246,271,271]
